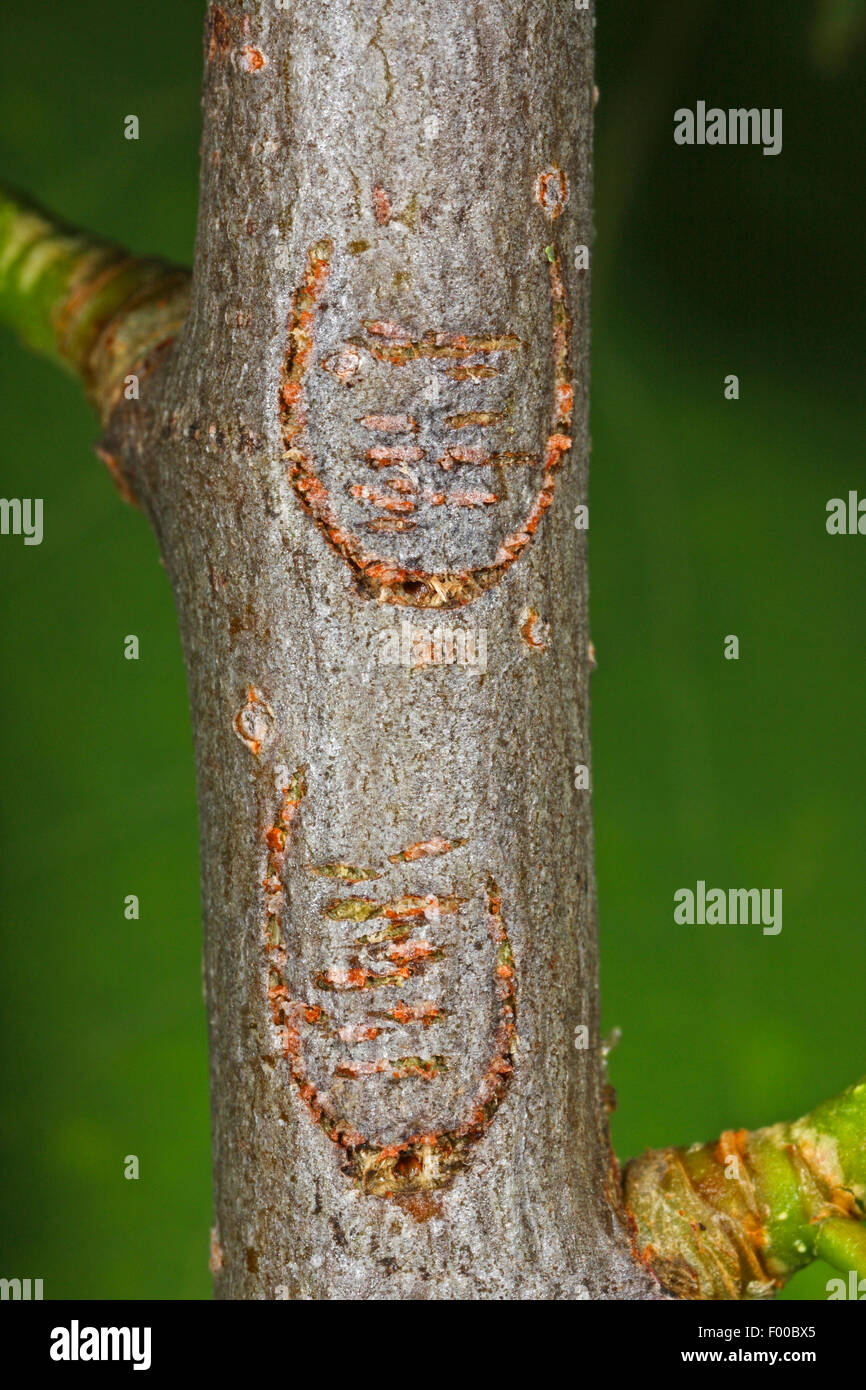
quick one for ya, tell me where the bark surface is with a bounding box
[105,0,661,1299]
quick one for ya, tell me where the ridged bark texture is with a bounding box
[106,0,661,1299]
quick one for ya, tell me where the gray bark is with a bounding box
[107,0,661,1299]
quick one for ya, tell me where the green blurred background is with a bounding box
[0,1,863,1300]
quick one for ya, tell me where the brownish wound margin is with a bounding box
[50,244,190,423]
[279,241,573,610]
[624,1137,778,1301]
[262,777,517,1196]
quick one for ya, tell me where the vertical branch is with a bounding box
[128,0,660,1300]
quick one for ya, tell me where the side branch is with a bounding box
[0,186,189,423]
[624,1076,866,1298]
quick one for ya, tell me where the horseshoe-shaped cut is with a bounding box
[280,239,574,609]
[263,774,518,1197]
